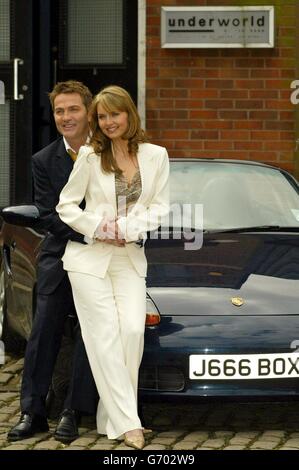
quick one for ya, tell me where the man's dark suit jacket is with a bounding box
[32,137,85,295]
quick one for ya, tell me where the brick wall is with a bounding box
[146,0,298,173]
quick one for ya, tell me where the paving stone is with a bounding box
[256,436,282,444]
[250,440,278,449]
[0,426,11,434]
[261,430,286,438]
[62,446,86,450]
[117,441,132,449]
[257,435,282,442]
[114,443,143,450]
[70,436,97,446]
[195,447,214,450]
[10,399,21,406]
[229,437,252,445]
[223,445,246,450]
[150,437,177,445]
[0,393,18,402]
[90,444,117,450]
[9,436,46,445]
[282,438,299,448]
[8,415,21,424]
[202,438,225,449]
[3,363,24,374]
[0,374,13,385]
[183,431,209,441]
[1,406,17,414]
[173,441,198,450]
[278,447,299,450]
[143,444,167,450]
[14,358,24,366]
[0,414,11,423]
[2,444,30,450]
[33,440,61,450]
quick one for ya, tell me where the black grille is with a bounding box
[139,366,185,392]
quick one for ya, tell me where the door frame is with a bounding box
[14,0,33,204]
[138,0,146,129]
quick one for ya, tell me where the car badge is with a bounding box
[231,297,244,307]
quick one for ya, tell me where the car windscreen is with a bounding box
[167,161,299,231]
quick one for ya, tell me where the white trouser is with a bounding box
[68,246,146,439]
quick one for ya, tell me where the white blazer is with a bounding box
[56,143,169,278]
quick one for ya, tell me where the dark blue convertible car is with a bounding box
[1,159,299,400]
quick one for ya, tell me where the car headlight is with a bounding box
[146,296,160,327]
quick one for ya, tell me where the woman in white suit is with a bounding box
[56,86,169,449]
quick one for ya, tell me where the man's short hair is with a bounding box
[48,80,93,110]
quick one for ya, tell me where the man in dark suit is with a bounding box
[8,80,98,443]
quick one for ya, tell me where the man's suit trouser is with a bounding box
[68,246,146,439]
[20,275,97,416]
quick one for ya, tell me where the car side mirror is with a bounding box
[0,205,40,227]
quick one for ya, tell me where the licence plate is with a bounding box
[189,353,299,380]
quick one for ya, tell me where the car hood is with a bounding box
[146,232,299,316]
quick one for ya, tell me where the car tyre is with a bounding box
[0,262,25,355]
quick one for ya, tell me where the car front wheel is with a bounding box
[0,262,25,354]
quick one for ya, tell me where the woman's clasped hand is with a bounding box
[95,216,126,246]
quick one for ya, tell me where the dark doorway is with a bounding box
[0,0,138,204]
[49,0,138,141]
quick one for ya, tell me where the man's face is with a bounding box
[53,92,89,143]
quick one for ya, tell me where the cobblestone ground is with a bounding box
[1,354,299,451]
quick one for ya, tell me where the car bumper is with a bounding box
[140,315,299,399]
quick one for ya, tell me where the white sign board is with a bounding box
[161,6,274,48]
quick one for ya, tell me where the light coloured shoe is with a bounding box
[143,428,153,435]
[124,432,145,450]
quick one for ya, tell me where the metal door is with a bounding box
[52,0,138,100]
[0,0,33,205]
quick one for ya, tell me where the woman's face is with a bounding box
[97,103,128,140]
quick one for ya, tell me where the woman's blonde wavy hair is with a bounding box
[89,85,148,173]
